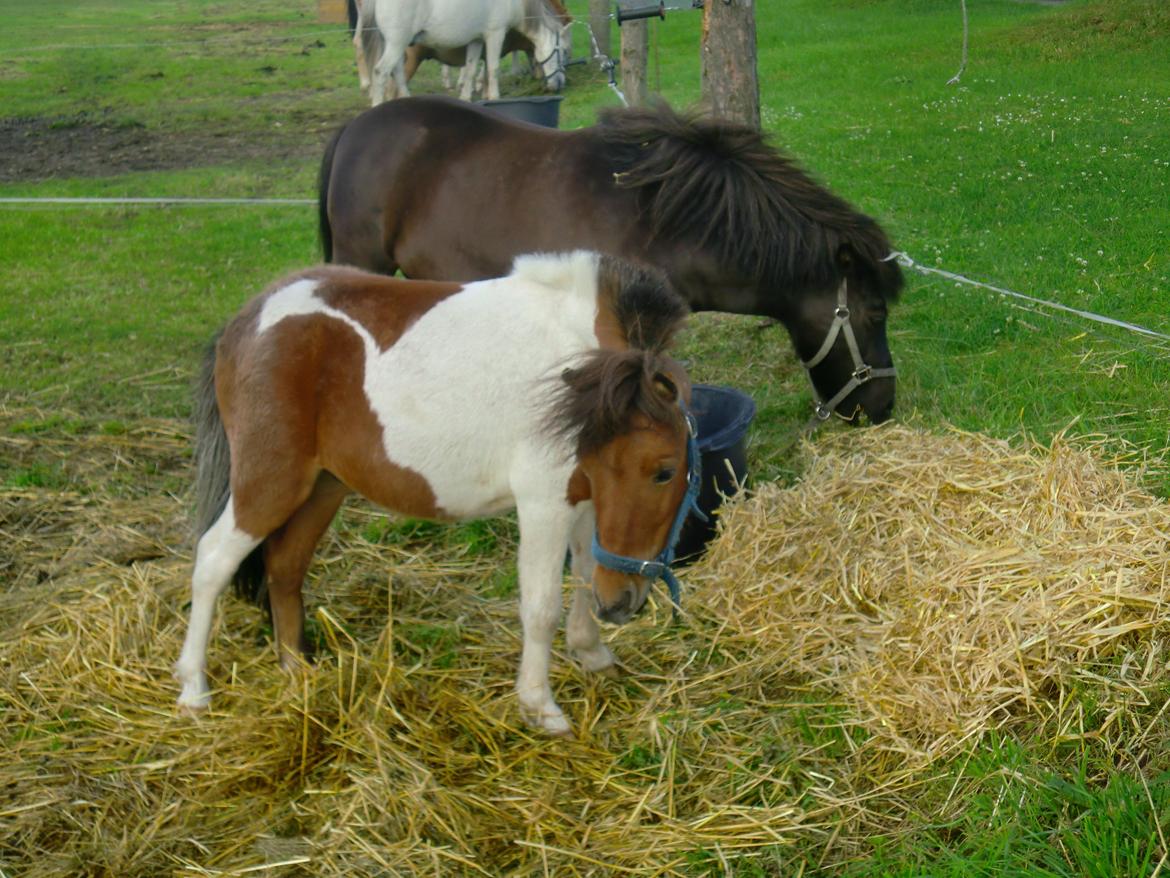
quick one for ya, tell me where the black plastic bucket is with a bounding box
[676,384,757,562]
[477,95,563,128]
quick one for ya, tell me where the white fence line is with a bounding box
[0,196,315,206]
[1,192,1164,346]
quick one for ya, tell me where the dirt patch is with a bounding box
[0,110,348,183]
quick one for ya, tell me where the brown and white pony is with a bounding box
[175,251,691,736]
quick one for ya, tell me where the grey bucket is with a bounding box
[477,95,563,128]
[676,384,757,562]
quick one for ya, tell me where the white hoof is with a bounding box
[177,685,211,712]
[176,667,211,711]
[529,709,573,739]
[572,642,618,676]
[518,696,573,738]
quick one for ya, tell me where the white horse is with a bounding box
[358,0,568,104]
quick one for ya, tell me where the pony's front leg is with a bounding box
[565,503,618,676]
[482,29,505,101]
[514,500,574,737]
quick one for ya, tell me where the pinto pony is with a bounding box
[319,97,904,424]
[174,252,695,736]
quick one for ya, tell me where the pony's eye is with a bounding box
[653,467,676,485]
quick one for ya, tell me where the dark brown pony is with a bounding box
[317,97,904,423]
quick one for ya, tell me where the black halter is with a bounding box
[800,279,896,421]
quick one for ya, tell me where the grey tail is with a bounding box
[192,334,266,605]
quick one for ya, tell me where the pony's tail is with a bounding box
[358,0,384,91]
[346,0,358,36]
[193,335,267,605]
[317,124,346,263]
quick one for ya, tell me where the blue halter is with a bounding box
[590,402,706,613]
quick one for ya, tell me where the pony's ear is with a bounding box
[651,371,679,402]
[837,244,855,269]
[838,240,904,301]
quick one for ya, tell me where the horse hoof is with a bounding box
[176,692,210,714]
[520,705,573,738]
[539,711,574,738]
[571,644,618,677]
[176,675,211,712]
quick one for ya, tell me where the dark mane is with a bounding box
[548,348,689,458]
[596,254,689,351]
[546,256,690,457]
[596,102,903,303]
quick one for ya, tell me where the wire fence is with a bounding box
[2,6,1162,353]
[2,189,1162,349]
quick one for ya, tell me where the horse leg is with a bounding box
[514,499,574,737]
[175,501,263,709]
[262,473,350,670]
[353,20,369,91]
[458,40,484,102]
[176,405,325,709]
[565,504,618,676]
[370,33,409,104]
[482,29,505,101]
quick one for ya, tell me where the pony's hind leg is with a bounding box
[175,501,262,709]
[262,473,350,670]
[371,38,409,104]
[564,504,618,676]
[353,18,369,91]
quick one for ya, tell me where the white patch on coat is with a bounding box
[256,252,603,519]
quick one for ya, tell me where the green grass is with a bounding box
[2,0,1169,874]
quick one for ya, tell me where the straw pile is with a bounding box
[2,415,1169,875]
[690,425,1170,761]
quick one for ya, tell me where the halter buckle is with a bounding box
[814,402,833,421]
[852,364,873,383]
[835,305,850,320]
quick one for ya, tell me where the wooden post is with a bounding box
[701,0,760,128]
[589,0,611,58]
[317,0,348,24]
[621,19,649,106]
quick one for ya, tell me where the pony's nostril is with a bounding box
[597,585,635,624]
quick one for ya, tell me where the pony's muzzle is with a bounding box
[594,575,649,625]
